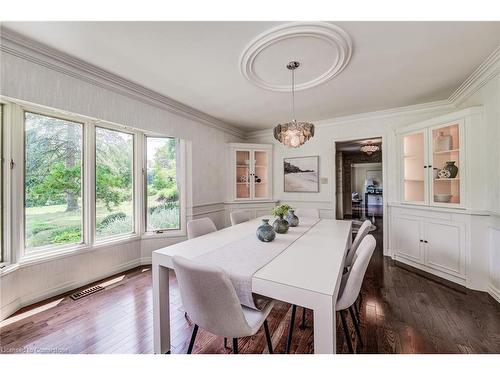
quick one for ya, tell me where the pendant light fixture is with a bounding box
[360,142,380,155]
[273,61,315,148]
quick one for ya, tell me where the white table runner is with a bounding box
[194,216,321,310]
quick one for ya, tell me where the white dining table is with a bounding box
[152,217,352,354]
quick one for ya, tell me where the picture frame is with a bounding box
[283,156,319,192]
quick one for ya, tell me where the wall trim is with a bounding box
[0,26,246,139]
[246,100,454,139]
[449,45,500,106]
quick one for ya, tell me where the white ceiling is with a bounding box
[3,21,500,131]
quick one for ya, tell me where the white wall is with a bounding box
[0,47,242,318]
[459,73,500,300]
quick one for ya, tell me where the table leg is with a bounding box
[153,262,171,354]
[313,295,336,354]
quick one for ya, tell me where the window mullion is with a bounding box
[135,132,144,236]
[85,121,96,246]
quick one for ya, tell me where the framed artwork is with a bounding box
[283,156,319,192]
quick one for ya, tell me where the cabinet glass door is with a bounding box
[253,150,269,199]
[235,150,250,199]
[402,131,426,204]
[431,123,461,205]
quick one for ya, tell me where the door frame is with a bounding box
[333,134,389,256]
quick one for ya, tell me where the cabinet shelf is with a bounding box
[434,178,460,181]
[434,149,459,154]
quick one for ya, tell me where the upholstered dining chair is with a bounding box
[336,234,376,353]
[345,219,372,269]
[172,255,275,354]
[187,217,217,239]
[294,208,320,219]
[230,210,250,226]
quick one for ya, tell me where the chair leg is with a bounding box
[263,319,273,354]
[224,337,228,349]
[349,306,363,348]
[339,310,354,354]
[232,338,238,354]
[299,307,306,330]
[187,324,198,354]
[285,304,297,354]
[353,301,361,323]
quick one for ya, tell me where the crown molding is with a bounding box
[0,27,247,139]
[448,45,500,106]
[246,99,453,139]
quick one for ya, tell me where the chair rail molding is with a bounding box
[0,26,246,139]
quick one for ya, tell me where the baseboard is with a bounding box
[488,284,500,304]
[0,298,21,321]
[1,258,142,320]
[139,257,152,265]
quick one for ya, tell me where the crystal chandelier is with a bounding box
[360,143,380,155]
[273,61,315,148]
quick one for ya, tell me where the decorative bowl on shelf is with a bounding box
[434,194,452,203]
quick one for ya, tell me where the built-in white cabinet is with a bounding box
[228,143,273,201]
[391,205,467,285]
[399,120,465,208]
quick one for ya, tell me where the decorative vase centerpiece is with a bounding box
[286,209,299,227]
[256,219,276,242]
[444,161,458,178]
[434,131,452,152]
[271,204,291,234]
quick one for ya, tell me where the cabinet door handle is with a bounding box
[419,239,423,242]
[423,166,427,169]
[428,165,432,168]
[424,240,428,243]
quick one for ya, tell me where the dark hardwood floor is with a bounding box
[1,221,500,354]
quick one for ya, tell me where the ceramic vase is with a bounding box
[444,161,458,178]
[273,215,289,234]
[256,219,276,242]
[286,209,299,227]
[434,131,452,152]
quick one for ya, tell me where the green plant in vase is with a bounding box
[271,203,291,234]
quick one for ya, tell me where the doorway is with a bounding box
[335,138,383,225]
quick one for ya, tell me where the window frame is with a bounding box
[0,97,187,268]
[143,135,184,234]
[93,123,137,243]
[22,109,86,255]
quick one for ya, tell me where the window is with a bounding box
[24,112,83,251]
[95,127,134,239]
[145,137,180,232]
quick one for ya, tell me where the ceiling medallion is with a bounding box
[240,22,353,92]
[360,143,380,155]
[273,61,315,148]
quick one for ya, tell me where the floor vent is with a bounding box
[70,285,105,300]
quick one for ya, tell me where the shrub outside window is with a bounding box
[95,127,134,240]
[145,137,180,232]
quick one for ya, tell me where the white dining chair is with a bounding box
[187,217,217,239]
[294,208,320,219]
[345,219,372,268]
[230,210,250,226]
[336,234,376,353]
[172,255,275,354]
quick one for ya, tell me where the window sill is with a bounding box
[0,263,20,276]
[141,231,186,240]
